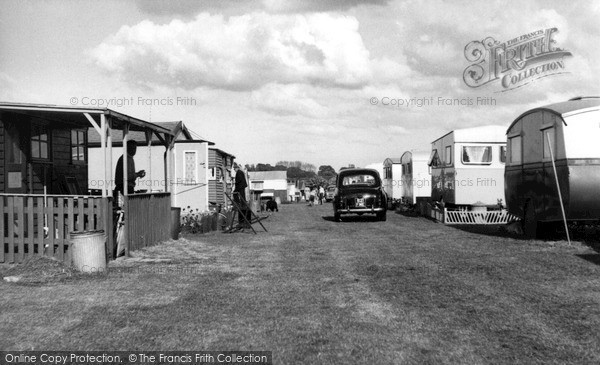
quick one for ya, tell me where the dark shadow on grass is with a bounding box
[576,253,600,266]
[321,215,380,222]
[394,209,420,217]
[450,224,531,241]
[451,223,600,247]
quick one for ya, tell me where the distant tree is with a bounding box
[302,163,316,172]
[286,166,316,180]
[255,163,272,171]
[318,165,336,178]
[309,176,329,187]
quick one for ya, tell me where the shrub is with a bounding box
[180,207,216,234]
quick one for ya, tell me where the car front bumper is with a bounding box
[336,207,385,214]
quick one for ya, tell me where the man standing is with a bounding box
[114,140,145,201]
[319,185,325,205]
[113,140,145,257]
[232,163,251,228]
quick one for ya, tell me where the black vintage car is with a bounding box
[333,168,387,222]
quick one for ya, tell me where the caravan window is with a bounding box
[509,136,522,164]
[542,128,556,160]
[428,149,441,168]
[500,146,507,163]
[445,146,452,165]
[461,145,492,165]
[384,166,392,179]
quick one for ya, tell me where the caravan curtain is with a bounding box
[462,146,492,164]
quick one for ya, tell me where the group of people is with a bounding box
[305,185,326,206]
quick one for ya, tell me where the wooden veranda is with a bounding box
[0,103,177,263]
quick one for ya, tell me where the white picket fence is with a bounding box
[443,208,519,225]
[423,202,519,225]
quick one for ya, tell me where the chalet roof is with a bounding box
[87,121,214,146]
[248,171,287,181]
[209,146,236,159]
[0,102,173,135]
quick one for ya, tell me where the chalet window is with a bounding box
[509,136,522,164]
[208,167,217,181]
[542,128,556,160]
[183,151,197,184]
[500,146,507,163]
[462,145,492,165]
[445,146,452,165]
[6,130,22,164]
[31,125,50,160]
[71,130,86,163]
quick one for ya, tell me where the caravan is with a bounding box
[400,150,430,205]
[429,125,507,208]
[505,97,600,236]
[428,125,513,224]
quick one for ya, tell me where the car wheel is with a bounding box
[334,212,341,222]
[377,211,387,221]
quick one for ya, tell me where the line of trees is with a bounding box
[246,161,337,181]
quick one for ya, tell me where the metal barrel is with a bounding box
[70,230,107,273]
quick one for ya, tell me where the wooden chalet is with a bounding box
[0,102,176,264]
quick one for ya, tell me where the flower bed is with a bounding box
[180,206,233,234]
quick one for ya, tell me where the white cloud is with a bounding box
[250,83,329,118]
[89,12,375,91]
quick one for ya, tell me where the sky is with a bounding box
[1,0,599,170]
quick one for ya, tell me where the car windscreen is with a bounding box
[340,173,380,187]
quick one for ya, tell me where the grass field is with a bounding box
[2,203,600,364]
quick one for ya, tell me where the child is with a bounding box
[308,188,316,206]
